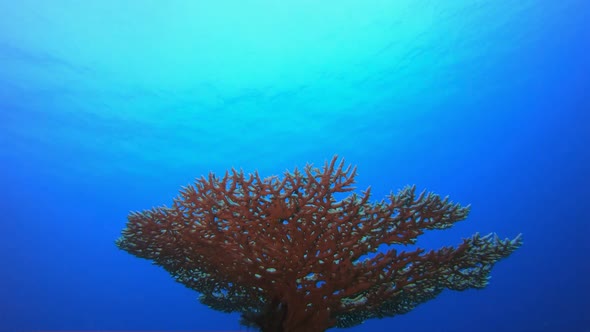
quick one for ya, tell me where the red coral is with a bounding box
[116,156,521,332]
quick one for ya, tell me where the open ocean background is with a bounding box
[1,1,588,331]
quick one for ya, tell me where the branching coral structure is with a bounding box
[116,156,522,332]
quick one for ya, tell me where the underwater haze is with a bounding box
[1,1,589,331]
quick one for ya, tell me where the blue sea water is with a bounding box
[1,1,588,331]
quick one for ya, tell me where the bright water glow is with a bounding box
[1,0,565,175]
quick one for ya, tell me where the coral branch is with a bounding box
[116,156,521,332]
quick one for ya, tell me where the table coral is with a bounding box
[116,156,521,332]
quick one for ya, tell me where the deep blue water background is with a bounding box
[1,1,589,331]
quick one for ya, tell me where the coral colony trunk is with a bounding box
[116,156,522,332]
